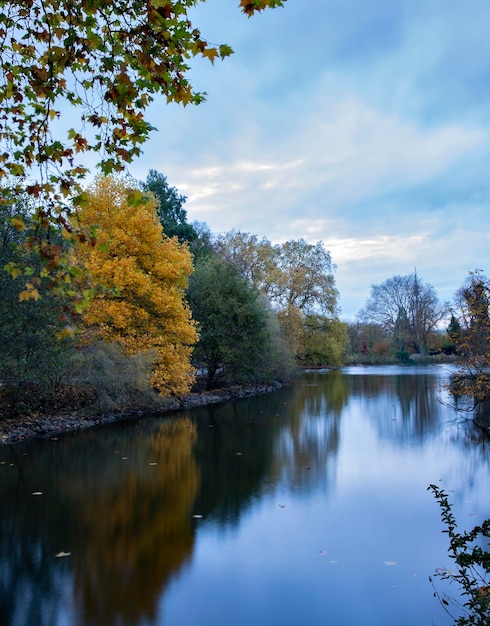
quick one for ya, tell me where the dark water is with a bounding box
[1,365,489,626]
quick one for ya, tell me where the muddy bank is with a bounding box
[0,382,283,446]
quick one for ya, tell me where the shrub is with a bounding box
[429,484,490,625]
[66,342,164,413]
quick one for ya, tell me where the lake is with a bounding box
[1,365,489,626]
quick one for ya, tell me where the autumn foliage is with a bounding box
[73,177,197,395]
[0,0,286,306]
[450,272,490,408]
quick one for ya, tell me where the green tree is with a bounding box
[393,306,411,352]
[256,296,296,382]
[141,170,197,242]
[214,230,279,297]
[0,0,286,306]
[445,314,462,355]
[0,189,71,413]
[216,232,339,316]
[189,221,215,264]
[448,314,463,344]
[299,315,348,366]
[213,231,345,364]
[271,239,338,316]
[187,255,273,389]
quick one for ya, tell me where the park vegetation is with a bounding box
[0,4,487,423]
[350,270,490,433]
[2,168,490,424]
[2,1,487,429]
[429,484,490,626]
[72,176,198,396]
[0,171,347,417]
[445,271,490,433]
[2,167,490,428]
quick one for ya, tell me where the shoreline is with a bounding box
[0,381,283,446]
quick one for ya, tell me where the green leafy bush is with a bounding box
[429,484,490,625]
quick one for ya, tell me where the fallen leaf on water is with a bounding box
[55,551,71,558]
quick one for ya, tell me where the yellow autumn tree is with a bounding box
[73,176,197,396]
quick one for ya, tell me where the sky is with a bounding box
[128,0,490,320]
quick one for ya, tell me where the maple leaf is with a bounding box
[202,47,219,64]
[219,45,234,59]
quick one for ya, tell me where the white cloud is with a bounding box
[166,97,487,241]
[327,233,431,264]
[128,0,490,322]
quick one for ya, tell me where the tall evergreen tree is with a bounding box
[142,170,197,243]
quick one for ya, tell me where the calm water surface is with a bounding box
[1,365,489,626]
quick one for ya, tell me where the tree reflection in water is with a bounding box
[0,418,199,626]
[1,366,488,626]
[342,366,455,442]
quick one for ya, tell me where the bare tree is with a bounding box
[359,272,449,353]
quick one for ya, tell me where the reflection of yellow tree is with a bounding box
[71,419,199,626]
[0,418,200,626]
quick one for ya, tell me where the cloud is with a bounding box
[163,97,487,240]
[327,233,431,264]
[128,0,490,320]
